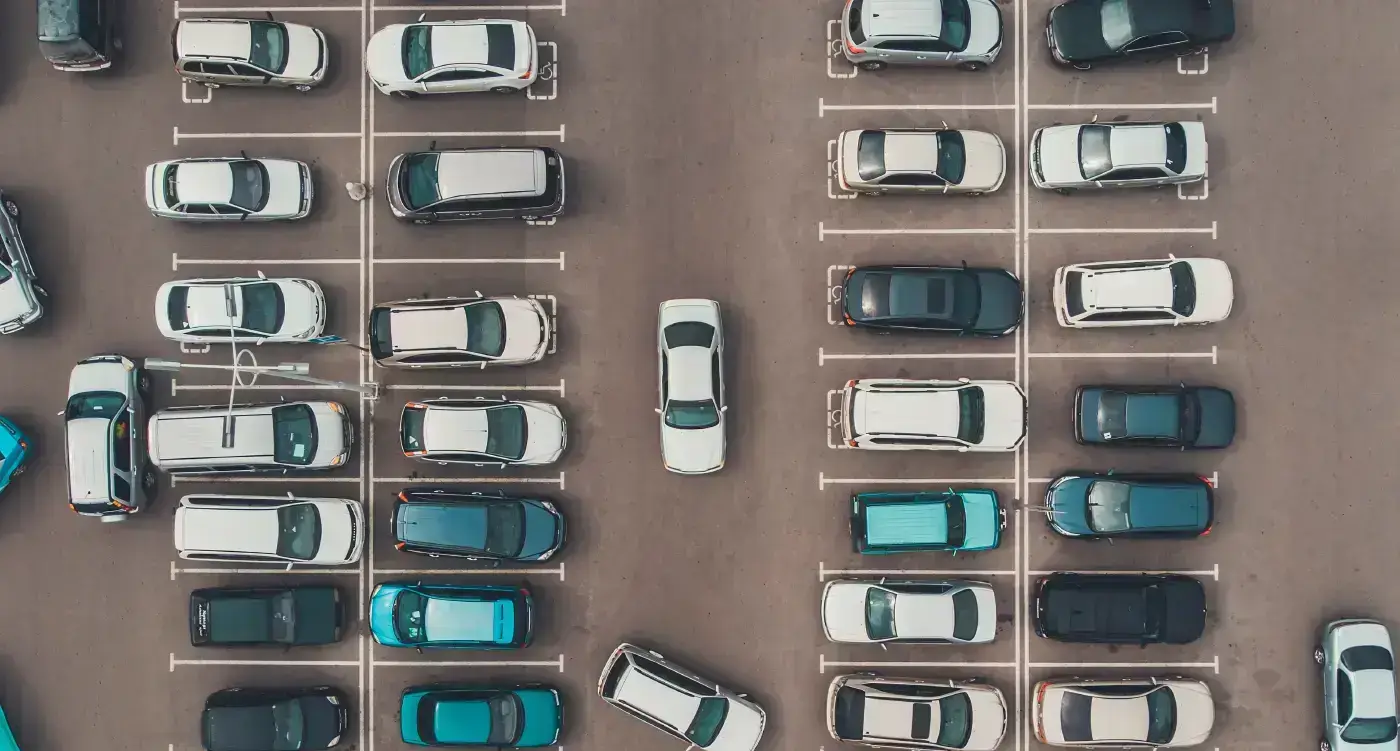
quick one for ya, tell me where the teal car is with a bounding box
[0,416,30,494]
[369,583,532,649]
[0,704,18,751]
[401,685,562,748]
[851,490,1005,554]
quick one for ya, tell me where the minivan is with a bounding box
[386,147,566,224]
[38,0,118,72]
[64,355,153,521]
[147,400,351,475]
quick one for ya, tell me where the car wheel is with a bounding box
[1314,646,1326,664]
[2,199,18,218]
[395,90,418,99]
[1321,740,1332,751]
[858,60,886,71]
[491,86,520,94]
[294,84,313,92]
[142,465,158,490]
[412,218,433,226]
[958,61,988,72]
[1054,188,1074,196]
[138,370,153,396]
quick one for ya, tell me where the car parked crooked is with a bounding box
[156,276,327,344]
[366,19,537,96]
[1032,678,1215,748]
[851,489,1005,554]
[386,147,565,223]
[1031,121,1206,192]
[145,157,313,221]
[1318,619,1399,751]
[1053,257,1234,328]
[173,16,329,90]
[392,487,565,562]
[369,296,552,368]
[400,685,563,749]
[657,299,726,474]
[369,582,533,650]
[202,687,349,751]
[822,579,998,644]
[400,398,566,466]
[841,0,1004,71]
[1046,0,1234,69]
[837,129,1006,195]
[839,265,1021,336]
[828,674,1008,751]
[1044,473,1214,539]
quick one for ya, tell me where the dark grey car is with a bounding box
[1074,385,1235,448]
[839,265,1021,336]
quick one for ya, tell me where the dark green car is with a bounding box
[1075,385,1235,449]
[839,265,1022,336]
[1045,473,1213,539]
[190,586,344,646]
[400,685,562,748]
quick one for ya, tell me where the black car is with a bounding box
[1074,385,1235,449]
[203,687,349,751]
[840,264,1022,336]
[1034,573,1206,645]
[190,587,344,647]
[393,487,566,562]
[1045,473,1214,539]
[1045,0,1234,69]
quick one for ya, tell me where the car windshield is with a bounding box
[858,131,886,181]
[1096,391,1128,439]
[465,302,507,358]
[248,21,289,74]
[276,503,321,560]
[1343,646,1396,671]
[951,589,980,641]
[1100,0,1135,49]
[485,24,516,70]
[1344,718,1400,745]
[394,590,429,644]
[272,404,318,466]
[487,695,521,745]
[936,693,974,747]
[957,387,985,445]
[403,25,434,79]
[401,153,441,210]
[1060,693,1093,742]
[401,406,426,453]
[485,503,527,557]
[686,697,730,747]
[866,587,897,640]
[1169,262,1196,316]
[1079,125,1113,180]
[665,399,720,430]
[940,0,972,51]
[270,700,306,751]
[936,131,967,184]
[1145,687,1177,745]
[228,160,271,212]
[66,391,124,419]
[486,405,527,460]
[1164,123,1187,174]
[1086,480,1132,533]
[240,282,286,335]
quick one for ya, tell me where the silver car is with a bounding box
[173,17,329,91]
[841,0,1003,71]
[838,128,1006,195]
[1318,619,1398,751]
[0,191,43,334]
[1031,120,1207,193]
[1032,677,1215,748]
[144,157,313,222]
[828,674,1008,751]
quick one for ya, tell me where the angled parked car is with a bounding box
[1034,573,1206,644]
[156,276,327,343]
[369,582,533,650]
[841,0,1004,71]
[597,643,766,751]
[851,489,1005,554]
[1053,257,1233,328]
[401,684,562,748]
[1046,0,1234,69]
[1075,384,1235,448]
[1032,677,1215,747]
[175,494,364,565]
[657,299,726,474]
[370,296,552,368]
[1318,619,1399,751]
[822,579,997,644]
[1031,121,1206,193]
[145,157,313,221]
[828,673,1008,751]
[386,148,565,223]
[173,17,329,90]
[366,19,537,96]
[202,686,349,751]
[400,398,566,466]
[392,487,565,562]
[1045,473,1213,539]
[64,354,154,522]
[190,586,344,646]
[837,129,1006,195]
[0,190,43,334]
[839,265,1021,336]
[839,378,1026,452]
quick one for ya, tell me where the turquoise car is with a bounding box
[369,583,532,649]
[401,685,562,748]
[0,704,19,751]
[851,490,1005,554]
[0,416,30,494]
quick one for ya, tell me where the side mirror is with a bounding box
[721,405,728,413]
[429,140,437,151]
[264,10,275,19]
[240,149,250,159]
[257,270,267,279]
[654,408,662,414]
[417,12,426,21]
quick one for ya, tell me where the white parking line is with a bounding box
[1027,97,1217,114]
[1028,346,1218,365]
[372,473,566,488]
[1177,53,1209,75]
[826,140,857,200]
[171,653,360,671]
[820,222,1016,241]
[181,81,213,104]
[821,348,1018,365]
[1178,179,1209,200]
[820,472,1019,490]
[821,655,1017,673]
[172,381,349,393]
[1027,471,1219,487]
[174,2,361,14]
[820,98,1015,117]
[173,254,360,270]
[373,254,565,270]
[374,654,565,672]
[171,561,359,580]
[820,562,1017,581]
[173,127,359,145]
[374,1,565,12]
[373,563,565,580]
[825,20,858,79]
[1028,565,1220,580]
[385,380,565,396]
[1029,656,1220,674]
[525,42,559,101]
[172,475,363,484]
[374,126,565,142]
[1026,222,1217,239]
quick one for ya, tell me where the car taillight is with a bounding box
[1199,475,1213,487]
[405,450,426,457]
[847,440,858,448]
[1033,682,1049,741]
[843,312,854,326]
[394,541,406,550]
[845,267,856,280]
[397,491,409,501]
[520,67,532,79]
[1199,524,1213,537]
[846,39,864,55]
[112,499,132,510]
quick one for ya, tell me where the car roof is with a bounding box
[173,162,235,204]
[66,418,112,502]
[177,19,253,59]
[429,23,496,67]
[865,0,943,39]
[863,695,930,741]
[1108,124,1168,168]
[614,659,700,731]
[865,501,949,546]
[666,346,713,401]
[153,407,277,461]
[179,506,280,555]
[422,405,490,453]
[389,305,468,353]
[1083,266,1172,310]
[1084,692,1150,741]
[893,589,955,637]
[854,388,959,437]
[397,502,488,548]
[425,595,509,642]
[204,705,278,751]
[435,150,546,200]
[881,132,942,173]
[180,283,240,329]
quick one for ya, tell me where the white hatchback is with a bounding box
[174,494,364,565]
[1053,257,1234,328]
[839,378,1026,452]
[156,276,326,343]
[144,157,313,221]
[657,299,725,474]
[366,19,536,96]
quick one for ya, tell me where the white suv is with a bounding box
[839,378,1026,452]
[1053,257,1234,328]
[174,494,364,565]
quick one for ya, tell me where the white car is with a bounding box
[1033,678,1215,748]
[1053,257,1234,328]
[839,378,1026,452]
[1031,121,1207,192]
[144,157,313,221]
[821,579,998,644]
[366,19,536,97]
[837,129,1006,195]
[174,494,364,565]
[400,397,566,466]
[657,299,725,474]
[173,17,329,90]
[828,674,1008,751]
[156,276,326,343]
[368,295,551,368]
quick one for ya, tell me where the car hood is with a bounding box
[258,160,307,218]
[976,381,1027,450]
[300,695,346,750]
[368,585,402,644]
[0,274,35,326]
[1048,0,1112,61]
[519,502,563,559]
[971,270,1021,335]
[960,490,1003,550]
[704,698,765,751]
[1169,683,1216,746]
[311,403,348,465]
[661,421,725,474]
[958,131,1007,191]
[1046,476,1095,535]
[498,297,549,362]
[823,582,875,642]
[277,280,324,338]
[312,500,362,564]
[514,689,563,747]
[69,358,132,394]
[965,688,1008,751]
[520,402,566,464]
[964,0,1004,57]
[1184,258,1234,323]
[1037,687,1073,744]
[893,591,955,640]
[281,23,325,79]
[1034,125,1084,185]
[1190,387,1236,448]
[366,25,411,84]
[144,163,167,211]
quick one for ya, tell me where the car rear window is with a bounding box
[486,24,515,70]
[1145,687,1177,745]
[935,693,973,747]
[1342,645,1396,672]
[832,686,865,740]
[847,0,866,44]
[67,391,124,419]
[228,160,270,213]
[1163,123,1186,174]
[272,404,318,466]
[1169,261,1196,316]
[936,130,966,184]
[951,589,979,641]
[956,387,984,445]
[369,307,393,359]
[663,321,715,349]
[685,697,729,747]
[249,21,289,74]
[857,131,886,181]
[485,405,527,460]
[1059,692,1093,742]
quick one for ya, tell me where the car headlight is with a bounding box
[538,501,556,512]
[325,695,340,705]
[330,453,346,467]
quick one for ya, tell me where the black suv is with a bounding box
[203,687,349,751]
[190,587,344,646]
[1034,573,1206,644]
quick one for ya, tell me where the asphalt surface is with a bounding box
[0,0,1396,750]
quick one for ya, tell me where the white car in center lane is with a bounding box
[1052,257,1234,328]
[839,378,1026,452]
[174,494,364,565]
[156,276,326,343]
[365,19,537,96]
[657,299,726,475]
[822,579,998,644]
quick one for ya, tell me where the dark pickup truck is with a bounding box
[1033,573,1206,645]
[190,586,344,647]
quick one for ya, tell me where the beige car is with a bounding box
[827,674,1007,750]
[838,129,1006,195]
[1033,678,1215,748]
[173,17,328,91]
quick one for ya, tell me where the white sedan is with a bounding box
[1033,678,1215,748]
[657,299,726,474]
[366,19,536,97]
[156,276,326,343]
[822,579,998,644]
[174,494,364,565]
[828,674,1008,751]
[144,157,312,222]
